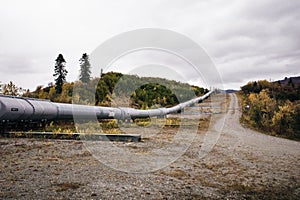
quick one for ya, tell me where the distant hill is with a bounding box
[225,89,238,93]
[274,76,300,87]
[219,89,238,94]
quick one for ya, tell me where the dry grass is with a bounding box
[160,169,190,180]
[52,182,81,192]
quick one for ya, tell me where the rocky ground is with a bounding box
[0,94,299,199]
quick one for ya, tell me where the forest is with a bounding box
[240,78,300,140]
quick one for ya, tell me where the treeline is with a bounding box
[23,72,208,109]
[240,79,300,140]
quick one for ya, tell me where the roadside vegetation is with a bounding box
[239,78,300,140]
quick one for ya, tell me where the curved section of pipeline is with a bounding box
[0,90,214,123]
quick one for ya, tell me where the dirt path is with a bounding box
[0,93,299,199]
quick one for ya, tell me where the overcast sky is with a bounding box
[0,0,299,90]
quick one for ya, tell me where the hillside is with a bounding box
[23,72,208,109]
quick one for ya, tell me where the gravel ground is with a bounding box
[0,93,299,199]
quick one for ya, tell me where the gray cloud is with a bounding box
[0,55,38,74]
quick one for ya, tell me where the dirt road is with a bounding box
[189,93,300,198]
[0,93,299,199]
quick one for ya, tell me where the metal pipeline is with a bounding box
[0,90,214,122]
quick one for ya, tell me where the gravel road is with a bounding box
[0,93,299,199]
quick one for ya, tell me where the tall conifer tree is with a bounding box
[53,54,67,94]
[79,53,91,83]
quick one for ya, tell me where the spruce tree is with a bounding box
[79,53,91,83]
[53,54,67,94]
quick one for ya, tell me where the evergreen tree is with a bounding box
[79,53,91,83]
[53,54,67,94]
